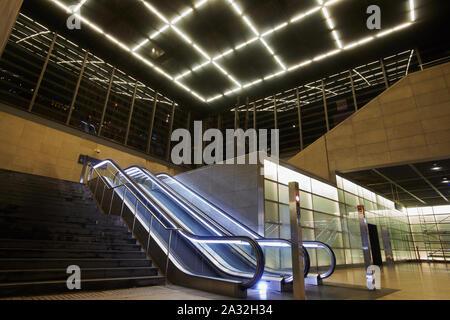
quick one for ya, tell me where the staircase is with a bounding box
[0,169,165,298]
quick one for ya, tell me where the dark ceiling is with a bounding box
[340,159,450,208]
[20,0,449,114]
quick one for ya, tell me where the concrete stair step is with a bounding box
[0,169,163,298]
[0,258,153,270]
[0,212,124,227]
[0,224,132,238]
[0,275,166,298]
[0,248,147,260]
[0,231,137,243]
[0,266,159,283]
[0,209,122,225]
[0,238,141,251]
[0,218,131,234]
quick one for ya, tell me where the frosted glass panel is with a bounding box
[300,209,314,228]
[264,160,277,181]
[279,204,290,225]
[277,166,311,192]
[344,192,360,207]
[265,223,279,238]
[302,228,315,241]
[311,179,338,200]
[300,191,313,209]
[315,229,343,248]
[264,180,278,202]
[342,178,358,195]
[434,205,450,214]
[312,195,340,215]
[336,175,343,189]
[265,201,279,223]
[313,212,342,231]
[278,184,289,204]
[280,224,291,239]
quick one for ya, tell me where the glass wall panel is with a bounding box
[312,195,340,215]
[264,180,278,202]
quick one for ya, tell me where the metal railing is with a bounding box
[86,159,265,289]
[153,170,336,279]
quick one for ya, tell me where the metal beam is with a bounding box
[217,113,222,131]
[186,111,191,131]
[166,102,176,162]
[98,67,116,137]
[372,168,427,205]
[245,97,249,131]
[415,47,424,71]
[66,51,88,126]
[124,80,138,145]
[273,95,278,130]
[380,58,389,89]
[28,32,57,112]
[253,102,257,130]
[295,88,304,151]
[321,80,330,132]
[349,70,358,112]
[409,164,449,203]
[146,91,158,154]
[289,182,305,300]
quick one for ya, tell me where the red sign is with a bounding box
[357,205,365,218]
[337,99,348,111]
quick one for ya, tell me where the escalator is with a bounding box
[128,166,335,282]
[86,160,335,297]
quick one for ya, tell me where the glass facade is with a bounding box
[407,206,450,262]
[263,159,418,269]
[0,14,190,164]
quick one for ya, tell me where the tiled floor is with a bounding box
[2,262,449,300]
[324,262,450,300]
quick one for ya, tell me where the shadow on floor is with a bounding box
[247,283,398,300]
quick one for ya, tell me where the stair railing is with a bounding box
[85,159,265,289]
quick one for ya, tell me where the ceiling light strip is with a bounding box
[73,0,89,13]
[410,0,416,21]
[204,21,414,101]
[212,1,338,65]
[140,0,240,89]
[133,0,208,52]
[228,0,287,70]
[317,0,343,49]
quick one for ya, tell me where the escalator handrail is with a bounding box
[155,172,336,279]
[156,172,261,239]
[87,159,265,289]
[126,166,302,279]
[126,166,235,238]
[303,241,336,279]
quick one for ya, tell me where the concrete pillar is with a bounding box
[0,0,23,58]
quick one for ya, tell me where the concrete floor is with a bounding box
[2,262,449,300]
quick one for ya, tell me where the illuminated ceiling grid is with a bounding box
[48,0,417,104]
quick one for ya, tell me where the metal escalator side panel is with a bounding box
[87,160,266,291]
[156,172,261,239]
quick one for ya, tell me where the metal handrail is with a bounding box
[154,171,336,279]
[103,165,264,281]
[86,159,265,289]
[127,166,236,238]
[126,166,308,278]
[155,171,262,239]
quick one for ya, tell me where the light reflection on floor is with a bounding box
[3,263,449,300]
